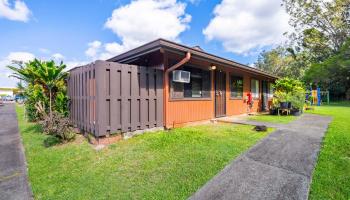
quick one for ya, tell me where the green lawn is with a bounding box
[306,102,350,200]
[248,114,297,124]
[16,106,273,200]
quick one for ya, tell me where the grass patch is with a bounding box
[306,102,350,200]
[16,105,273,200]
[248,114,297,124]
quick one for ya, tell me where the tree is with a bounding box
[255,46,309,79]
[7,61,37,84]
[283,0,350,61]
[9,60,74,142]
[255,47,288,77]
[304,38,350,99]
[32,60,67,119]
[8,59,68,119]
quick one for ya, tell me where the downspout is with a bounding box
[166,51,191,73]
[164,51,191,129]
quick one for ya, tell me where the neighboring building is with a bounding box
[0,87,16,97]
[68,39,277,138]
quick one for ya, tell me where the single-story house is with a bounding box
[68,39,277,138]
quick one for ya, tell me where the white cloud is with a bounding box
[64,60,89,71]
[0,0,31,22]
[84,41,123,60]
[203,0,291,54]
[0,50,90,88]
[0,51,35,87]
[0,51,91,87]
[100,0,191,58]
[52,53,65,61]
[85,40,102,59]
[7,51,35,62]
[49,53,88,71]
[104,42,125,56]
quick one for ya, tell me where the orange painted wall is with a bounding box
[167,100,214,127]
[225,72,263,116]
[164,52,275,128]
[164,53,215,128]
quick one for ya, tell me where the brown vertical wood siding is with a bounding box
[68,61,164,137]
[68,63,97,134]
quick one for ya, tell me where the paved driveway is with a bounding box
[0,103,32,200]
[190,114,332,200]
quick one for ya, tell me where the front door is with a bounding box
[215,70,226,117]
[261,80,268,111]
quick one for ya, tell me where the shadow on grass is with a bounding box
[43,136,61,147]
[22,123,62,148]
[23,123,43,135]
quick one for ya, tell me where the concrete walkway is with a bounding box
[0,103,32,200]
[190,114,332,200]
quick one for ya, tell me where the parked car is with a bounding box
[2,95,14,101]
[15,95,25,104]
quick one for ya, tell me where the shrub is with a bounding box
[8,59,73,144]
[24,84,49,121]
[272,78,306,111]
[55,91,69,117]
[274,78,304,93]
[40,112,75,142]
[8,59,69,120]
[290,85,305,110]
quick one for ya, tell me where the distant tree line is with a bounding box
[255,0,350,100]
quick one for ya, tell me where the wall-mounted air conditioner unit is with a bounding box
[172,70,190,83]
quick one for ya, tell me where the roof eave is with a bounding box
[106,38,278,80]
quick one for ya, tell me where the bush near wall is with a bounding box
[8,59,74,142]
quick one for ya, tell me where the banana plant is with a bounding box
[8,59,68,120]
[31,60,67,119]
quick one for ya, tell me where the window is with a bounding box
[268,83,274,98]
[230,76,243,98]
[251,79,260,98]
[170,66,211,99]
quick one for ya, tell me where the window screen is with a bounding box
[268,83,274,98]
[230,76,243,98]
[170,66,211,99]
[251,79,260,98]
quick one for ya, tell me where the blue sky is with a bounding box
[0,0,290,87]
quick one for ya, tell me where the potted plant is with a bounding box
[280,102,289,109]
[269,97,279,115]
[275,91,289,109]
[290,96,303,116]
[290,86,306,116]
[286,92,293,109]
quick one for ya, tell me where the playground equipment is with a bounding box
[307,88,330,106]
